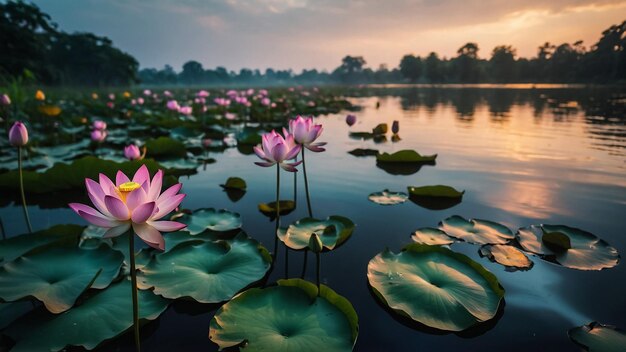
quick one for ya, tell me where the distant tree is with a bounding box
[424,52,444,83]
[180,61,204,84]
[584,20,626,82]
[334,55,366,83]
[490,45,517,83]
[399,55,422,83]
[453,43,481,83]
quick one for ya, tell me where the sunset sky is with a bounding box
[31,0,626,72]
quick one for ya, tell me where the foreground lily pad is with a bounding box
[479,245,533,271]
[516,225,619,270]
[411,227,456,245]
[439,216,514,245]
[368,190,408,205]
[277,216,356,251]
[376,150,437,163]
[178,208,243,234]
[138,233,271,303]
[209,279,358,351]
[5,279,169,352]
[367,244,504,331]
[0,224,83,263]
[0,244,124,313]
[568,322,626,352]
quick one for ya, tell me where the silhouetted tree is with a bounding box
[424,52,444,83]
[490,45,517,83]
[453,43,481,83]
[399,55,422,83]
[180,61,204,84]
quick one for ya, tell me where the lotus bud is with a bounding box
[9,121,28,146]
[346,114,356,126]
[0,94,11,106]
[392,120,399,134]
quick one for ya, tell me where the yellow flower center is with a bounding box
[117,181,141,203]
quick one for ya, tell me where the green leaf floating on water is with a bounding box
[0,243,124,313]
[258,200,296,219]
[277,216,356,251]
[178,208,243,234]
[516,225,620,270]
[376,150,437,163]
[541,230,571,252]
[479,245,534,271]
[137,233,272,303]
[408,185,464,198]
[568,322,626,352]
[411,227,457,245]
[367,244,505,332]
[0,156,185,194]
[4,279,169,352]
[368,190,408,205]
[220,176,247,190]
[145,136,187,158]
[439,215,514,245]
[0,224,84,264]
[236,127,263,145]
[372,123,388,135]
[209,278,358,351]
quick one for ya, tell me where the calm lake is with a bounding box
[1,86,625,351]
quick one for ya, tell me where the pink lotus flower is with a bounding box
[246,89,255,96]
[107,102,115,109]
[346,114,356,126]
[225,112,237,120]
[143,89,152,96]
[261,97,271,106]
[166,100,180,111]
[179,106,192,115]
[124,144,143,160]
[1,94,10,106]
[287,116,326,152]
[108,93,115,100]
[131,99,137,105]
[91,129,107,142]
[214,98,230,106]
[69,165,186,250]
[164,90,173,97]
[93,120,107,131]
[197,90,210,98]
[137,97,144,105]
[9,121,28,146]
[253,130,302,172]
[259,89,268,96]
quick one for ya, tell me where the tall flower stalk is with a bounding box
[9,121,32,233]
[69,165,186,352]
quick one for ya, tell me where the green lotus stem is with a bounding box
[273,164,280,258]
[128,231,141,352]
[316,252,321,296]
[301,148,313,218]
[284,247,289,278]
[293,155,297,204]
[18,147,32,233]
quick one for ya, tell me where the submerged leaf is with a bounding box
[516,225,619,270]
[367,244,504,332]
[209,279,358,351]
[439,215,514,245]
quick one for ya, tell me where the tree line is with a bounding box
[1,1,624,86]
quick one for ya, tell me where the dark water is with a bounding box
[2,87,625,351]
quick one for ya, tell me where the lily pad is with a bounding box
[145,136,187,158]
[367,244,505,332]
[258,200,296,219]
[0,301,33,330]
[178,208,243,234]
[372,123,388,135]
[277,216,356,251]
[479,245,534,271]
[376,150,437,163]
[209,279,358,351]
[368,190,408,205]
[439,216,514,245]
[408,185,464,198]
[568,322,626,352]
[411,227,456,245]
[516,225,620,270]
[348,148,379,157]
[4,279,169,352]
[138,233,271,303]
[0,224,84,264]
[0,244,124,313]
[220,176,247,190]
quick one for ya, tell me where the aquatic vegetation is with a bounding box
[0,224,84,263]
[479,244,534,271]
[407,185,465,210]
[411,227,457,245]
[177,208,242,234]
[277,216,356,251]
[220,176,247,190]
[368,190,408,205]
[439,215,514,245]
[138,233,271,303]
[367,244,505,331]
[258,200,296,219]
[568,322,626,352]
[209,279,358,351]
[347,148,378,156]
[516,225,620,270]
[376,150,437,163]
[8,121,32,233]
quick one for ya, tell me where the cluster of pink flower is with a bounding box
[91,120,108,142]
